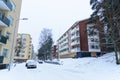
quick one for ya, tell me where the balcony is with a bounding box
[71,29,76,34]
[71,47,80,52]
[0,13,10,27]
[71,35,76,40]
[0,56,4,63]
[0,35,8,44]
[0,0,13,11]
[71,41,80,46]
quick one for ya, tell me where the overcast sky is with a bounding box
[18,0,93,52]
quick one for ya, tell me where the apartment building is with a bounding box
[57,19,103,58]
[0,0,22,68]
[14,34,34,62]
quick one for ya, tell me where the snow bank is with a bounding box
[0,52,120,80]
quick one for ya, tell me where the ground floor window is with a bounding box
[90,44,99,49]
[2,48,8,58]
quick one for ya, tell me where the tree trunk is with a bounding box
[114,44,120,64]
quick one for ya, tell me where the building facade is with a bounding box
[0,0,22,68]
[52,45,57,58]
[57,19,102,58]
[14,34,34,62]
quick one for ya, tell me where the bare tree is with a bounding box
[38,28,53,60]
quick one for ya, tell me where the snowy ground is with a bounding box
[0,52,120,80]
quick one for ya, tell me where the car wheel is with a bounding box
[26,64,27,67]
[27,67,29,69]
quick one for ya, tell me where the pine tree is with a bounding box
[90,0,120,64]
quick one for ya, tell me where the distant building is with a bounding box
[57,19,104,58]
[52,45,57,58]
[14,34,34,62]
[0,0,22,68]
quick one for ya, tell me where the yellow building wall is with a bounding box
[29,45,33,59]
[0,0,22,64]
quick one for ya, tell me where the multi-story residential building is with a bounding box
[0,0,22,68]
[57,19,103,58]
[14,34,34,62]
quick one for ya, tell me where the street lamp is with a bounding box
[20,18,28,20]
[8,18,28,71]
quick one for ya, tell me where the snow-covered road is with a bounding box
[0,52,120,80]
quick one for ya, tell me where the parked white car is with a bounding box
[26,60,37,68]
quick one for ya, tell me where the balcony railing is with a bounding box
[0,0,13,11]
[71,41,80,46]
[0,13,10,27]
[71,47,80,52]
[0,56,4,63]
[0,35,8,44]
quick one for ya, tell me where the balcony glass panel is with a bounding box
[0,13,10,26]
[0,35,8,44]
[0,56,4,63]
[0,0,13,11]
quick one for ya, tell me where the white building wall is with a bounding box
[87,24,101,52]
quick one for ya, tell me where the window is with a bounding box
[23,38,26,41]
[2,48,8,57]
[96,45,99,49]
[6,32,11,40]
[8,16,13,26]
[90,38,99,42]
[90,44,99,49]
[91,45,95,49]
[91,38,94,42]
[0,30,2,35]
[21,55,24,57]
[22,50,25,53]
[20,53,24,57]
[95,39,99,42]
[0,30,2,40]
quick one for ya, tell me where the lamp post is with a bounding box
[8,18,28,71]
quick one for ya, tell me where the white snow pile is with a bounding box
[0,52,120,80]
